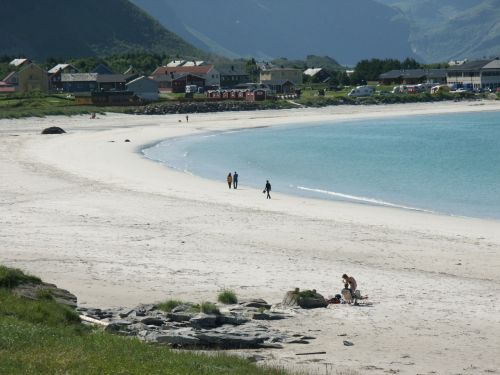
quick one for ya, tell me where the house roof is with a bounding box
[447,59,494,71]
[92,64,114,75]
[182,61,206,67]
[61,73,98,82]
[379,69,447,80]
[152,65,215,76]
[2,71,17,82]
[61,73,126,83]
[126,75,158,86]
[9,58,29,67]
[483,59,500,69]
[48,64,77,74]
[304,68,324,76]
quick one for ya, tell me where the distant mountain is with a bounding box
[131,0,415,65]
[374,0,500,62]
[0,0,204,61]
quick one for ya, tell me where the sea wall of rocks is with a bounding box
[130,101,292,115]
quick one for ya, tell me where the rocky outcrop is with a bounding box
[77,297,314,350]
[13,282,77,308]
[282,288,327,309]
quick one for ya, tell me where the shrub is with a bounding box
[157,299,183,312]
[0,266,41,289]
[217,289,238,304]
[200,302,220,315]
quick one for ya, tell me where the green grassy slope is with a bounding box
[0,266,288,375]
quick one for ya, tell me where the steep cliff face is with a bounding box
[132,0,415,64]
[0,0,203,60]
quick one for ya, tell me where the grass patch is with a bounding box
[0,289,80,327]
[157,299,183,312]
[0,266,41,289]
[0,318,289,375]
[200,302,220,315]
[217,289,238,304]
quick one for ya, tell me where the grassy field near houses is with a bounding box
[0,93,132,119]
[0,265,290,375]
[1,89,498,120]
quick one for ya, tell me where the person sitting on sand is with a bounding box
[342,273,357,294]
[227,172,232,189]
[341,283,353,304]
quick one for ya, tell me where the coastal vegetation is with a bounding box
[218,289,238,304]
[0,265,290,375]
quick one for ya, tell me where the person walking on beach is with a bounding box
[263,180,271,199]
[186,115,189,123]
[233,171,239,189]
[227,172,233,189]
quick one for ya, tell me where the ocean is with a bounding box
[143,111,500,220]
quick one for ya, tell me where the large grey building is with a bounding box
[447,58,500,89]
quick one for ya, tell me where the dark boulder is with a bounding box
[41,127,66,135]
[282,288,327,309]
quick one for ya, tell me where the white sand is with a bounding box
[1,101,500,374]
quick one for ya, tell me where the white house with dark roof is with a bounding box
[447,58,500,89]
[48,64,79,91]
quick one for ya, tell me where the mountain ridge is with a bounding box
[0,0,205,61]
[131,0,416,65]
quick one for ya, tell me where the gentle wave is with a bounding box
[297,186,436,213]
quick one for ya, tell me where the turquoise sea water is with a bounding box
[143,111,500,220]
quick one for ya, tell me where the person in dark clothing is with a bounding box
[263,180,271,199]
[227,173,232,189]
[233,171,239,189]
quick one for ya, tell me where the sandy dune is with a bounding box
[1,102,500,374]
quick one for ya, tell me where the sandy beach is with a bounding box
[1,101,500,374]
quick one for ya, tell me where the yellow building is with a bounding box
[260,68,303,85]
[3,63,49,94]
[259,67,303,93]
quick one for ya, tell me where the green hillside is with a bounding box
[0,0,205,61]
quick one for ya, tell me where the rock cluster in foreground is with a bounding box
[78,297,318,350]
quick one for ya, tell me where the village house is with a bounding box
[1,63,49,94]
[304,68,330,83]
[125,76,159,101]
[260,67,302,94]
[446,58,500,90]
[61,73,128,93]
[379,69,447,85]
[9,58,31,68]
[219,66,250,88]
[48,64,79,92]
[150,64,220,92]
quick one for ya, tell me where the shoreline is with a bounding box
[2,101,500,374]
[140,116,500,223]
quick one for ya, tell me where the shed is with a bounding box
[126,76,159,101]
